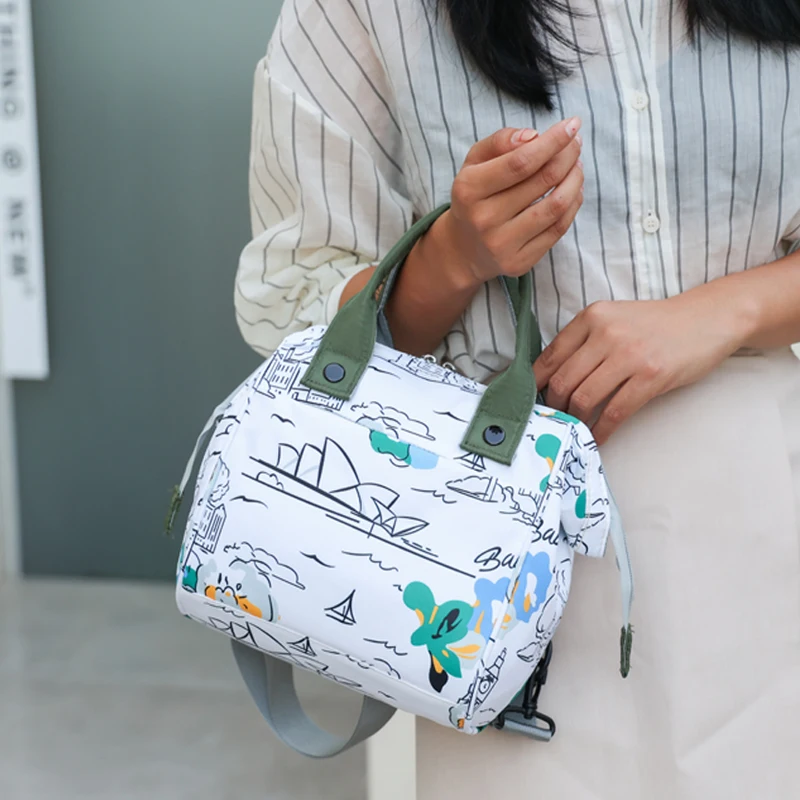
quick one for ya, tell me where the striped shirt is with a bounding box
[235,0,800,381]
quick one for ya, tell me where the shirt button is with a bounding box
[642,213,661,234]
[631,91,649,111]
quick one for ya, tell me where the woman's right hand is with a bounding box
[441,118,584,286]
[361,118,584,356]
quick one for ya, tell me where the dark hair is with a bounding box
[438,0,800,110]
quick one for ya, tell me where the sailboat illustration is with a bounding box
[457,452,487,472]
[325,590,357,626]
[446,474,504,503]
[247,437,429,538]
[289,636,317,657]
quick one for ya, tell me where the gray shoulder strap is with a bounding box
[231,641,396,759]
[229,491,633,755]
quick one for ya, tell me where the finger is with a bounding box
[504,162,584,251]
[463,127,537,167]
[466,117,582,197]
[492,135,582,219]
[533,310,590,390]
[540,341,606,413]
[592,377,654,445]
[564,358,631,423]
[512,191,583,277]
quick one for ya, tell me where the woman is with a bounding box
[235,0,800,796]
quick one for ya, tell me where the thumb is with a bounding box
[463,127,538,166]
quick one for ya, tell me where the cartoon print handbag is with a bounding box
[169,205,634,758]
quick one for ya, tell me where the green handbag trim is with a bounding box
[301,205,451,399]
[460,269,536,466]
[502,274,543,361]
[301,203,543,465]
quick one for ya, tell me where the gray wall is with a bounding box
[15,0,280,578]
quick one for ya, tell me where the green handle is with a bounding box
[301,205,542,465]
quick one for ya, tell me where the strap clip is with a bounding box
[491,642,556,741]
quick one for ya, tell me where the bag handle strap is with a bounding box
[502,274,543,361]
[301,204,543,466]
[231,641,396,758]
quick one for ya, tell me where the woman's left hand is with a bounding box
[533,291,753,444]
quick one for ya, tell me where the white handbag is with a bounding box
[169,206,633,757]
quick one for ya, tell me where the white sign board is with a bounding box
[0,0,48,379]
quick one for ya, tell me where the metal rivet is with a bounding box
[483,425,506,446]
[323,362,346,383]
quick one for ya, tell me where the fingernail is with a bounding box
[565,117,582,137]
[575,133,583,147]
[577,159,584,170]
[511,128,538,145]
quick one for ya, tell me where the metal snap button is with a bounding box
[323,362,346,383]
[483,425,506,446]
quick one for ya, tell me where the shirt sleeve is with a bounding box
[235,0,413,357]
[786,210,800,255]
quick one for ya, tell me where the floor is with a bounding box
[0,579,366,800]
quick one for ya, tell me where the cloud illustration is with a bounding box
[254,470,284,490]
[560,447,586,488]
[208,462,231,506]
[224,541,305,590]
[351,401,434,441]
[368,430,439,469]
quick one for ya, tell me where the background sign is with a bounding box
[0,0,48,379]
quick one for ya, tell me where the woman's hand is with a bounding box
[356,119,585,357]
[440,118,585,286]
[533,289,755,445]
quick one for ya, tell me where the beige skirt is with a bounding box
[418,348,800,800]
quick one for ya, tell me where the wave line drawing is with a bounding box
[411,488,457,505]
[363,638,409,657]
[434,410,469,423]
[301,552,335,568]
[367,365,400,378]
[341,551,399,573]
[230,495,269,509]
